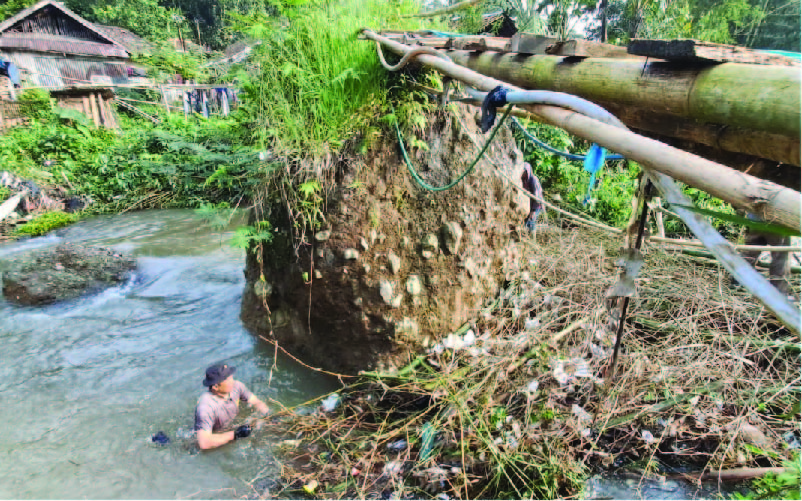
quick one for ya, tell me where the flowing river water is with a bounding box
[0,210,338,499]
[0,209,743,500]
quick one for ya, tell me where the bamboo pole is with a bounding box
[420,83,800,167]
[88,93,100,127]
[160,85,170,114]
[361,29,801,334]
[442,49,801,139]
[649,236,801,253]
[364,31,801,231]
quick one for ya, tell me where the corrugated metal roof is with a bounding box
[95,25,153,54]
[0,0,129,58]
[0,33,128,58]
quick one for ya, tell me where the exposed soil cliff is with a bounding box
[241,104,532,374]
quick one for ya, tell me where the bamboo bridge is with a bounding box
[359,28,802,334]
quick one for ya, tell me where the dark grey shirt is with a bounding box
[194,381,253,433]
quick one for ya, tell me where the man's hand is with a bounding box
[248,395,269,415]
[234,425,252,439]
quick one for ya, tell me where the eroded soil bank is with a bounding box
[241,104,531,374]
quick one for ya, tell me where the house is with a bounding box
[0,0,150,88]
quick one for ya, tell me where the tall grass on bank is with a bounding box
[232,0,438,156]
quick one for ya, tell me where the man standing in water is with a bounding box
[195,363,269,450]
[521,162,544,232]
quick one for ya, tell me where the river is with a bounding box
[0,210,339,499]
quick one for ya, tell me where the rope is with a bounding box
[394,105,513,192]
[511,116,625,161]
[374,41,451,71]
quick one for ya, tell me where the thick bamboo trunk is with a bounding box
[443,50,800,139]
[597,100,801,166]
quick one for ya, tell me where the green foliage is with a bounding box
[133,43,208,82]
[0,186,10,203]
[0,0,37,21]
[17,89,52,121]
[734,454,801,500]
[595,0,770,45]
[89,0,177,41]
[228,0,436,155]
[14,211,79,237]
[230,220,273,250]
[514,119,744,238]
[0,103,264,212]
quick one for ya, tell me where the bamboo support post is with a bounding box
[361,29,801,334]
[160,85,170,114]
[652,198,665,237]
[81,96,90,118]
[96,94,108,127]
[88,93,100,127]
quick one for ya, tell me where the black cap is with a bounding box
[202,363,236,387]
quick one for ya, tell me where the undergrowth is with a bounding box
[14,211,79,237]
[513,119,740,239]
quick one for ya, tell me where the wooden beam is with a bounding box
[81,96,90,118]
[628,39,801,66]
[88,92,100,127]
[443,50,801,139]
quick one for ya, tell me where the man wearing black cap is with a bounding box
[194,363,269,450]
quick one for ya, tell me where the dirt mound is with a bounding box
[2,243,135,305]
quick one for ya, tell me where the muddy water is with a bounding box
[0,210,338,499]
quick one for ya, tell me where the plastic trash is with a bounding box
[151,431,170,445]
[321,393,341,412]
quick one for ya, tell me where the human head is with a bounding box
[203,364,236,393]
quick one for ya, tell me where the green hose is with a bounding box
[394,105,513,192]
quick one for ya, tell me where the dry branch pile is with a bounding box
[256,227,800,500]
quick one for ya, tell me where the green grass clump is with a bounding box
[232,0,439,156]
[14,211,79,237]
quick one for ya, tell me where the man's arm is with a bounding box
[197,429,236,450]
[247,394,269,414]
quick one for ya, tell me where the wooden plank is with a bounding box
[545,39,638,58]
[443,36,510,51]
[81,96,90,118]
[628,39,801,66]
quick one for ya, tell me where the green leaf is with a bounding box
[669,204,801,237]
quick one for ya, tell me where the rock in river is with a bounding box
[1,243,136,306]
